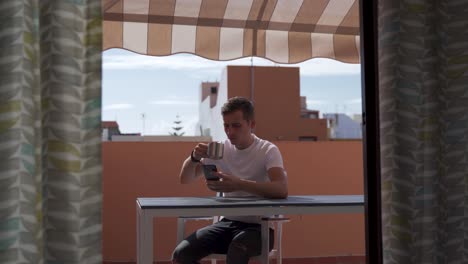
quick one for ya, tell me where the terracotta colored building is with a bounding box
[102,121,120,141]
[198,66,328,141]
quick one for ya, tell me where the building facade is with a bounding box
[198,66,328,141]
[323,113,362,139]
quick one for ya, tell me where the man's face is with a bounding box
[223,110,254,147]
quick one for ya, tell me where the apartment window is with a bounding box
[211,86,217,94]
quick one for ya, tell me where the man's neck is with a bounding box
[235,134,254,150]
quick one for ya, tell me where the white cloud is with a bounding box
[346,98,362,104]
[103,50,360,76]
[103,103,134,110]
[103,52,221,72]
[149,99,197,105]
[297,58,361,76]
[306,99,329,106]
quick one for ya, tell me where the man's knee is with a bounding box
[172,241,193,264]
[226,241,252,264]
[228,241,250,256]
[171,246,183,263]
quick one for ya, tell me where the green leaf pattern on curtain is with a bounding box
[0,1,102,263]
[379,0,468,263]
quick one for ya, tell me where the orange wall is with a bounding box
[103,141,365,262]
[226,66,328,141]
[298,119,328,141]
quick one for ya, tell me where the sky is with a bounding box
[102,49,362,136]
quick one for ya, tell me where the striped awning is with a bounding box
[103,0,360,64]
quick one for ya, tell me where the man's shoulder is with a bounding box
[254,135,279,152]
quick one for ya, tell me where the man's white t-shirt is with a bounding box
[202,134,286,223]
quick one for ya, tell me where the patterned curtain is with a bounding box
[379,0,468,263]
[0,1,102,263]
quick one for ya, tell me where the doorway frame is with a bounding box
[359,1,383,263]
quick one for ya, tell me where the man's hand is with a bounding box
[192,143,209,160]
[206,171,242,193]
[206,167,288,199]
[180,142,211,184]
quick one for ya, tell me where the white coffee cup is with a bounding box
[207,142,224,160]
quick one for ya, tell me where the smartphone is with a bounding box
[202,164,219,181]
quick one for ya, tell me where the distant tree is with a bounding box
[169,114,185,136]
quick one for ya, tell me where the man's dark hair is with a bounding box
[221,97,255,121]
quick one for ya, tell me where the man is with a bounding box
[172,97,288,264]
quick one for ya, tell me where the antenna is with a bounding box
[141,113,146,135]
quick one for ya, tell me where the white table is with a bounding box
[136,195,364,264]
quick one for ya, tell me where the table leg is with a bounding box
[261,221,269,264]
[137,203,143,263]
[143,211,154,264]
[137,206,153,264]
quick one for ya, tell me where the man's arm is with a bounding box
[207,167,288,199]
[179,143,208,184]
[179,156,203,184]
[238,167,288,198]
